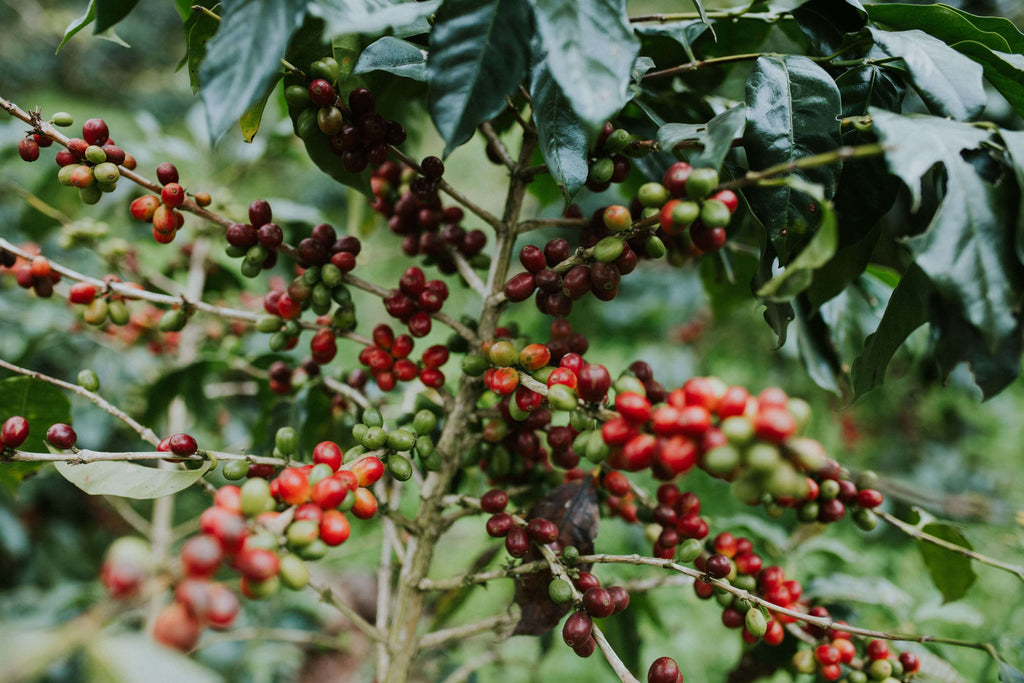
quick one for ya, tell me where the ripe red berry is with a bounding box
[4,416,33,448]
[235,547,280,581]
[615,392,652,423]
[480,489,508,513]
[319,509,352,546]
[866,639,889,661]
[312,441,342,472]
[351,487,379,519]
[607,585,630,614]
[704,553,732,579]
[526,517,559,544]
[899,651,920,673]
[647,656,681,683]
[505,526,530,557]
[168,433,198,456]
[156,162,179,185]
[577,364,611,403]
[562,611,593,648]
[81,118,109,146]
[276,467,311,505]
[486,512,514,537]
[181,533,223,578]
[18,137,40,162]
[45,423,77,450]
[312,475,348,509]
[663,162,693,197]
[153,602,201,651]
[308,79,337,107]
[582,587,615,618]
[814,644,841,665]
[856,488,883,509]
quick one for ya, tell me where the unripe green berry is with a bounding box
[613,375,646,397]
[362,408,384,427]
[561,546,580,565]
[413,409,437,435]
[645,235,667,258]
[547,383,579,412]
[593,236,625,263]
[386,428,416,452]
[548,579,573,604]
[362,426,388,450]
[296,539,328,561]
[819,478,841,501]
[285,85,311,107]
[638,182,669,208]
[240,478,272,516]
[85,145,107,164]
[286,520,319,547]
[51,112,74,127]
[867,658,892,680]
[223,459,250,480]
[604,129,630,153]
[309,463,334,486]
[588,157,614,184]
[700,198,731,229]
[685,167,719,199]
[275,427,299,455]
[279,553,310,590]
[677,537,703,563]
[256,315,283,333]
[77,368,101,392]
[93,162,119,184]
[488,340,517,367]
[461,355,488,377]
[745,607,768,637]
[388,454,413,481]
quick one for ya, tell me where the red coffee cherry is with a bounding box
[562,611,593,648]
[486,512,514,537]
[582,587,615,618]
[526,517,559,544]
[276,468,311,505]
[45,423,77,450]
[308,79,337,107]
[319,509,352,546]
[607,585,630,614]
[1,416,30,449]
[704,553,732,580]
[205,582,240,630]
[181,533,223,578]
[574,571,600,592]
[18,137,40,162]
[856,488,883,509]
[81,118,110,146]
[647,656,682,683]
[480,489,508,513]
[865,639,889,660]
[156,162,179,185]
[899,651,920,673]
[504,526,530,557]
[168,433,198,456]
[153,601,201,651]
[235,547,280,581]
[312,441,343,472]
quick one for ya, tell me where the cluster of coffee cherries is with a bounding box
[7,254,61,298]
[792,635,920,682]
[129,162,211,244]
[369,160,488,274]
[285,54,406,173]
[503,235,639,315]
[350,407,443,477]
[583,122,643,193]
[557,573,631,660]
[222,199,281,277]
[17,114,141,208]
[383,266,449,338]
[645,161,738,255]
[358,323,449,391]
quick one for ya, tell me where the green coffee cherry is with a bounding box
[685,167,719,199]
[279,553,310,590]
[613,375,646,397]
[297,539,328,561]
[645,235,667,259]
[51,112,74,127]
[462,355,489,377]
[561,545,580,565]
[321,263,343,287]
[362,408,383,428]
[677,537,703,563]
[158,308,187,332]
[285,85,311,107]
[548,579,573,604]
[593,236,625,263]
[309,57,340,83]
[362,426,388,450]
[388,454,413,481]
[700,198,731,229]
[309,463,334,486]
[547,384,579,412]
[386,429,416,452]
[240,478,272,516]
[275,427,299,455]
[83,299,108,326]
[57,164,78,186]
[413,410,438,435]
[77,368,100,392]
[745,608,768,637]
[638,182,669,207]
[588,158,614,184]
[604,129,630,154]
[223,459,250,480]
[93,162,119,184]
[107,300,130,326]
[256,315,283,333]
[287,520,319,547]
[344,445,366,463]
[703,445,740,477]
[245,575,280,599]
[85,145,107,164]
[79,185,102,205]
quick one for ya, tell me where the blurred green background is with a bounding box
[1,1,1023,681]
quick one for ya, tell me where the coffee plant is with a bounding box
[2,0,1024,681]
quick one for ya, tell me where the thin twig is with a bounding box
[478,122,516,171]
[516,217,590,234]
[192,627,339,652]
[877,509,1024,584]
[417,559,548,591]
[417,611,518,650]
[310,582,383,642]
[7,449,289,466]
[450,248,488,299]
[321,375,372,410]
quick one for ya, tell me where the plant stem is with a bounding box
[643,52,768,81]
[717,143,889,191]
[877,509,1024,584]
[417,611,518,650]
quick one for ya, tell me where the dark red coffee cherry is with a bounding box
[18,138,40,162]
[647,656,681,683]
[705,553,732,580]
[168,433,198,456]
[82,118,110,146]
[420,156,444,180]
[480,489,508,513]
[486,512,514,537]
[504,526,530,557]
[562,611,593,648]
[156,163,179,185]
[1,416,30,449]
[46,423,77,450]
[607,585,630,614]
[582,587,615,618]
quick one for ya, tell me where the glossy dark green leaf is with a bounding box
[635,21,708,64]
[743,55,842,262]
[57,0,96,53]
[0,378,72,493]
[199,0,307,143]
[55,460,212,499]
[835,59,904,117]
[1001,130,1024,267]
[427,0,532,155]
[530,60,589,204]
[659,105,745,172]
[353,36,427,82]
[850,264,930,397]
[792,0,868,56]
[533,0,640,134]
[917,522,976,603]
[178,3,221,95]
[873,110,1023,347]
[867,3,1015,52]
[308,0,440,40]
[794,299,843,396]
[94,0,139,33]
[953,43,1024,118]
[818,271,893,365]
[757,179,838,301]
[868,28,986,121]
[753,241,796,347]
[688,0,715,41]
[700,247,759,318]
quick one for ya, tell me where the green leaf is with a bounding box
[688,0,716,41]
[931,296,1023,400]
[743,55,842,262]
[353,36,427,82]
[530,59,590,204]
[835,60,904,117]
[917,522,977,603]
[240,74,281,143]
[850,263,930,397]
[868,27,986,121]
[1001,130,1024,267]
[307,0,440,39]
[873,110,1024,347]
[178,3,221,95]
[757,183,838,301]
[94,0,139,34]
[1000,661,1024,683]
[55,460,212,500]
[866,3,1016,52]
[533,0,640,135]
[86,634,222,683]
[0,377,72,493]
[953,43,1024,118]
[426,0,532,155]
[659,105,746,172]
[635,21,708,65]
[792,0,868,56]
[57,0,96,53]
[199,0,307,143]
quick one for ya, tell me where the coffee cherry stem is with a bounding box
[516,216,591,234]
[478,121,517,171]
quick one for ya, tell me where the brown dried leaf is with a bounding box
[513,478,600,635]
